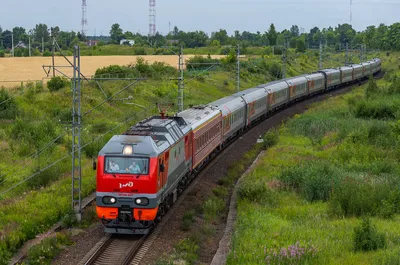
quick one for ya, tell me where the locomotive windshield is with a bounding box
[105,157,149,175]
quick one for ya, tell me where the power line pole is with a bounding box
[52,37,56,77]
[42,37,44,54]
[29,37,31,57]
[319,41,323,70]
[178,45,184,112]
[237,44,240,92]
[11,33,14,57]
[345,42,349,66]
[71,46,82,222]
[282,40,287,79]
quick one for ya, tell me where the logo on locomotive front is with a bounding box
[119,182,134,189]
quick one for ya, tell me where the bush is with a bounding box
[203,197,225,223]
[262,129,279,149]
[26,233,72,265]
[181,210,195,231]
[0,50,5,57]
[353,218,386,252]
[133,47,147,55]
[328,177,393,217]
[0,88,18,119]
[47,76,70,92]
[349,99,397,120]
[279,162,343,202]
[364,77,379,99]
[237,179,275,205]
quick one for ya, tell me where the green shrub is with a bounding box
[328,177,393,217]
[174,238,199,265]
[364,77,379,99]
[350,99,397,120]
[133,47,146,55]
[279,162,343,202]
[0,88,18,119]
[353,218,386,252]
[26,233,72,265]
[26,164,63,189]
[0,50,5,57]
[181,210,195,231]
[203,196,225,223]
[61,210,78,228]
[262,129,279,149]
[43,50,52,57]
[237,179,271,205]
[212,186,228,198]
[47,76,70,92]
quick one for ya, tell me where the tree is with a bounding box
[268,23,277,46]
[290,25,300,38]
[34,24,49,42]
[296,37,306,52]
[13,27,27,42]
[50,26,60,38]
[211,29,229,45]
[2,30,12,49]
[110,23,124,44]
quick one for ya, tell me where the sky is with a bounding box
[0,0,399,35]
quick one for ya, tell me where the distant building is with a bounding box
[166,40,179,45]
[87,40,99,47]
[15,41,27,49]
[120,39,135,46]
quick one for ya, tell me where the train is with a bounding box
[95,58,381,234]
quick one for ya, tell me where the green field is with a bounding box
[227,52,400,265]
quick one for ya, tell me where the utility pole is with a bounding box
[237,44,240,92]
[71,46,82,222]
[11,33,14,57]
[282,40,287,79]
[319,41,323,70]
[272,46,275,56]
[42,37,44,54]
[52,37,56,77]
[177,45,184,112]
[29,37,31,57]
[345,42,349,66]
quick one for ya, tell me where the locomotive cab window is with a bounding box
[105,157,149,175]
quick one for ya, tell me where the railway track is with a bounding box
[83,234,147,265]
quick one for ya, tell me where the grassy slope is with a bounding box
[0,51,366,264]
[227,52,400,265]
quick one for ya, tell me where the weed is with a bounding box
[353,218,386,252]
[262,129,279,149]
[212,186,228,198]
[174,238,199,265]
[25,233,72,265]
[0,88,18,119]
[264,241,318,264]
[181,210,195,231]
[203,196,225,223]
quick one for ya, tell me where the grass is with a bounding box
[0,50,377,264]
[227,52,400,265]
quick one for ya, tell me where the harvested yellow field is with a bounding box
[0,55,225,87]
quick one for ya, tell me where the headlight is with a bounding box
[102,196,117,204]
[135,197,149,206]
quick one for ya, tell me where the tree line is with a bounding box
[1,22,399,55]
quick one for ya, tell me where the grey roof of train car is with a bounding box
[210,95,246,116]
[178,105,221,130]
